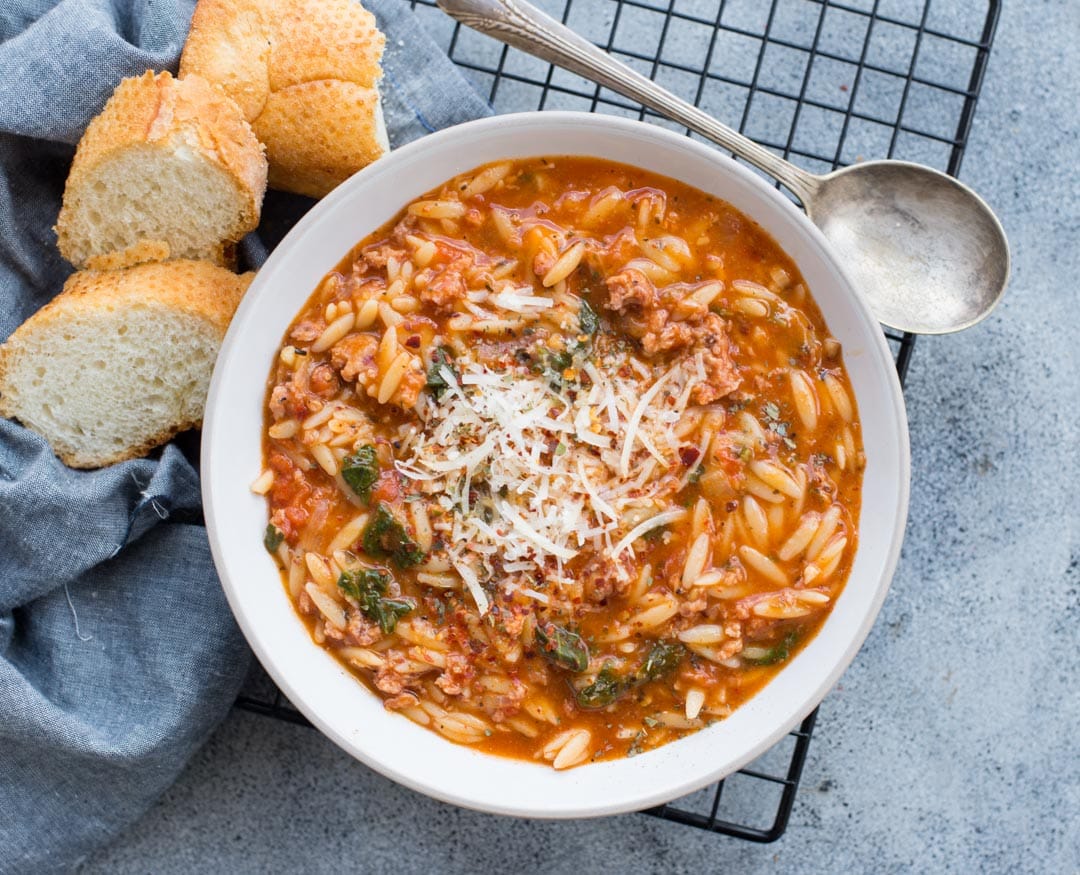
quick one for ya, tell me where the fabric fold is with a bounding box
[0,0,490,871]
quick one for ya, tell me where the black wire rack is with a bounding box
[235,0,1001,843]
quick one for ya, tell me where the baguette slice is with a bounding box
[55,71,267,270]
[254,79,388,198]
[181,0,387,199]
[0,261,252,469]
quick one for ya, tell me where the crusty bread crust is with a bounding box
[256,80,386,199]
[83,240,236,272]
[181,0,272,121]
[181,0,387,198]
[48,260,251,333]
[266,0,383,91]
[55,71,268,268]
[0,260,253,468]
[84,240,174,272]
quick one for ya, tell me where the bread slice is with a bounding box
[255,80,389,197]
[180,0,388,199]
[0,261,252,468]
[55,71,267,270]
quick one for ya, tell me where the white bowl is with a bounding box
[203,111,910,818]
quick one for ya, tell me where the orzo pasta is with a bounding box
[260,157,863,768]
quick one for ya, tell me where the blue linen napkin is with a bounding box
[0,2,491,872]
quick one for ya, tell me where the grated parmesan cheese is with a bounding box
[395,346,704,614]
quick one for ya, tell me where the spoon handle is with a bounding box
[437,0,820,204]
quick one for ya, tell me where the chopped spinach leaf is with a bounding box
[338,566,390,601]
[576,665,624,709]
[743,631,800,666]
[545,349,573,373]
[574,642,686,710]
[578,300,600,336]
[426,347,458,400]
[338,567,414,634]
[531,348,576,388]
[535,622,590,672]
[263,524,284,553]
[370,597,413,634]
[362,502,426,568]
[341,445,379,500]
[637,641,685,682]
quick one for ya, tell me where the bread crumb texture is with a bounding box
[0,261,253,468]
[55,71,267,270]
[181,0,388,198]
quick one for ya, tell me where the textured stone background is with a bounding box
[80,1,1079,871]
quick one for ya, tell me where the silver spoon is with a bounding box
[437,0,1010,334]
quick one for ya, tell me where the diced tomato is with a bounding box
[369,470,401,504]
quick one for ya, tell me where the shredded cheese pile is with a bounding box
[395,348,706,614]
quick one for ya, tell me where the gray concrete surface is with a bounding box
[79,1,1079,872]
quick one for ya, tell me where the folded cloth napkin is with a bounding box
[0,2,491,872]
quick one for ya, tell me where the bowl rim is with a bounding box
[203,110,910,818]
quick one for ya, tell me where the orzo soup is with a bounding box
[256,157,862,769]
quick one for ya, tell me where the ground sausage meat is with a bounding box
[641,313,696,355]
[309,362,340,398]
[322,611,382,647]
[692,313,741,403]
[362,243,406,270]
[607,269,741,402]
[420,262,468,308]
[269,384,315,421]
[435,652,475,696]
[374,652,417,696]
[418,245,477,309]
[330,334,379,384]
[289,320,323,343]
[605,266,658,311]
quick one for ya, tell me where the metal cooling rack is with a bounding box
[235,0,1001,842]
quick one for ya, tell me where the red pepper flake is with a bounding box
[679,446,701,467]
[405,335,421,349]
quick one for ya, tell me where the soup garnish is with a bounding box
[256,157,862,768]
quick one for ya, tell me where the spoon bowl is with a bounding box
[810,161,1010,334]
[439,0,1011,334]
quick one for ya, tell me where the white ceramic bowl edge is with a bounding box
[202,112,910,818]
